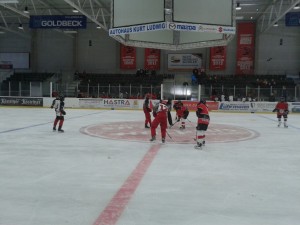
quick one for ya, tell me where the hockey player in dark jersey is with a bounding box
[273,96,289,128]
[52,95,66,132]
[50,94,60,108]
[143,94,152,128]
[165,98,173,127]
[195,99,210,149]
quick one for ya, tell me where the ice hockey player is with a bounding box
[195,99,210,149]
[165,98,173,127]
[52,95,66,132]
[273,96,289,128]
[173,100,189,129]
[150,99,168,143]
[143,94,152,128]
[50,94,60,108]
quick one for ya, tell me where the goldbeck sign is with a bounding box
[29,15,87,29]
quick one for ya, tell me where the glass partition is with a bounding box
[0,80,299,102]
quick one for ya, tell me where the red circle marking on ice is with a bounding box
[81,121,259,144]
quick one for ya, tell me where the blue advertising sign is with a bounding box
[285,12,300,26]
[30,15,87,29]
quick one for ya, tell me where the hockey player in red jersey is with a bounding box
[52,95,66,132]
[273,97,289,128]
[143,94,152,128]
[150,100,168,143]
[173,100,189,129]
[195,99,210,149]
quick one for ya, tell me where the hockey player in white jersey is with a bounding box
[52,95,66,132]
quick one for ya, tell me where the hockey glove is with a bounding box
[272,109,278,112]
[61,110,66,115]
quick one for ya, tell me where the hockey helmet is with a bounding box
[177,100,183,105]
[60,95,65,101]
[161,100,168,105]
[280,96,285,102]
[199,99,206,105]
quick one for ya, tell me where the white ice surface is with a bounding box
[0,107,299,225]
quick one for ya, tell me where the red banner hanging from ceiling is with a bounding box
[144,48,160,70]
[209,46,226,70]
[120,44,136,69]
[236,22,256,75]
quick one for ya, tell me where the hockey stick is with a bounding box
[186,118,192,123]
[169,120,179,129]
[166,130,174,141]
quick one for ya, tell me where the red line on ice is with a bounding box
[93,144,161,225]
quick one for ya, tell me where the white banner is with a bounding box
[168,53,202,70]
[109,22,167,35]
[167,22,236,34]
[109,22,236,36]
[79,98,140,109]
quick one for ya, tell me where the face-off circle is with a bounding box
[81,121,259,144]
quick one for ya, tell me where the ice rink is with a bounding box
[0,106,300,225]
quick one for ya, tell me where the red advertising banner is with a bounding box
[209,46,226,70]
[144,48,160,70]
[236,22,255,75]
[173,101,219,111]
[120,44,136,69]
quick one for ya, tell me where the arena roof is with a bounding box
[0,0,299,50]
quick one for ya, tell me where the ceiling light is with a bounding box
[23,6,29,13]
[164,8,172,14]
[18,23,23,29]
[72,8,79,13]
[0,0,19,3]
[63,30,77,34]
[294,4,300,9]
[236,16,244,20]
[0,31,5,34]
[273,22,278,27]
[236,3,242,10]
[96,25,101,29]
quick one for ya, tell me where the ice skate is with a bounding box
[284,124,288,128]
[162,138,165,143]
[58,127,64,132]
[53,127,56,131]
[150,136,156,142]
[194,142,203,150]
[277,122,281,127]
[145,125,150,128]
